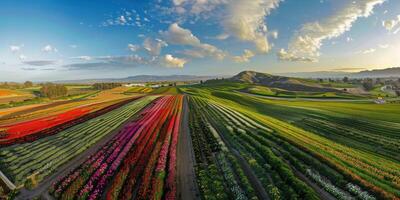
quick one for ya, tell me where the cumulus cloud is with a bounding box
[382,15,400,32]
[42,45,58,53]
[223,0,281,53]
[143,38,168,56]
[232,49,255,63]
[161,23,226,59]
[279,0,384,62]
[10,45,23,53]
[277,49,316,62]
[22,60,57,66]
[163,54,187,68]
[128,44,140,52]
[161,23,201,45]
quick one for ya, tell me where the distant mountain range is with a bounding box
[278,67,400,78]
[55,75,221,84]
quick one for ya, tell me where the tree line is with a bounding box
[39,83,68,99]
[92,83,122,90]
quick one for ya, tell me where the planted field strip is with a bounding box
[187,97,258,200]
[49,95,183,200]
[189,96,388,200]
[0,97,144,146]
[0,96,157,186]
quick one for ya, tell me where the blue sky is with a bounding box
[0,0,399,81]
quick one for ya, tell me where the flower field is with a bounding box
[0,97,142,146]
[49,95,183,200]
[0,96,157,185]
[1,83,399,200]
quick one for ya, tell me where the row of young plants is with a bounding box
[49,95,183,200]
[0,97,142,146]
[190,96,381,200]
[294,116,400,161]
[188,97,258,200]
[0,96,156,185]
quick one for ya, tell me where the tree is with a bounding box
[342,77,349,83]
[40,83,68,99]
[24,81,33,88]
[396,90,400,97]
[362,80,374,91]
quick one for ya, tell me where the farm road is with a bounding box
[177,95,200,200]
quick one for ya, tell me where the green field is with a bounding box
[181,82,400,199]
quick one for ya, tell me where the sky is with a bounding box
[0,0,399,81]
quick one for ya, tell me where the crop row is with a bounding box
[0,96,157,185]
[187,97,258,200]
[50,95,183,200]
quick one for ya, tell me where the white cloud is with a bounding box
[128,44,140,52]
[346,37,353,42]
[232,49,255,63]
[269,30,279,39]
[171,0,228,15]
[173,0,186,6]
[42,45,58,53]
[382,15,400,32]
[163,54,187,68]
[161,23,201,46]
[69,44,78,48]
[379,44,389,48]
[143,38,168,56]
[19,54,27,60]
[72,56,92,61]
[223,0,281,53]
[161,23,226,59]
[215,33,230,40]
[362,48,376,54]
[279,0,384,62]
[10,45,23,53]
[277,49,317,62]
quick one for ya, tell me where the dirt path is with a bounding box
[177,96,200,200]
[14,103,149,200]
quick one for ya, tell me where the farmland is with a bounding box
[0,77,399,200]
[180,82,400,200]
